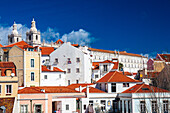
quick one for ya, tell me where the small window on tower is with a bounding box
[10,38,12,43]
[29,35,31,40]
[36,35,38,40]
[17,38,19,42]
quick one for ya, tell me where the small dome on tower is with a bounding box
[30,18,37,33]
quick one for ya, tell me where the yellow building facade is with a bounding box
[8,45,41,87]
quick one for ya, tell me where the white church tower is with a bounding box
[8,21,22,45]
[26,18,41,47]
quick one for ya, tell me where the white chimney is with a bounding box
[40,89,45,93]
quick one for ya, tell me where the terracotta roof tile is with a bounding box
[18,86,79,94]
[0,62,15,68]
[55,39,64,44]
[122,84,169,93]
[89,48,143,57]
[4,41,33,48]
[82,87,106,93]
[67,83,94,89]
[159,54,170,62]
[112,62,119,70]
[71,44,79,47]
[0,44,3,47]
[40,47,54,55]
[97,71,141,83]
[42,65,64,72]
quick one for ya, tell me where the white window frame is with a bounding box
[31,72,35,81]
[6,84,12,94]
[30,59,34,68]
[20,104,28,113]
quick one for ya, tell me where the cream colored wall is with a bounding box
[25,51,41,87]
[154,62,165,72]
[0,77,18,97]
[8,46,24,86]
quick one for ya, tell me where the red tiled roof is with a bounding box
[67,83,94,89]
[40,47,54,55]
[92,62,100,70]
[159,54,170,62]
[0,97,15,113]
[120,71,132,76]
[71,44,79,47]
[112,62,119,70]
[55,39,64,44]
[122,84,169,93]
[18,86,79,94]
[3,41,33,50]
[97,71,141,83]
[42,65,64,72]
[89,48,142,57]
[0,62,15,68]
[82,87,106,93]
[0,44,3,47]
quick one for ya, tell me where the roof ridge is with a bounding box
[134,84,145,93]
[108,71,116,82]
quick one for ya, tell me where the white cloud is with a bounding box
[41,27,60,43]
[61,29,95,46]
[0,23,95,46]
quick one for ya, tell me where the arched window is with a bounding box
[36,35,38,40]
[29,35,31,40]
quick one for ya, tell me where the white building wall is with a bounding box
[41,55,49,65]
[52,98,77,113]
[50,43,92,85]
[40,72,66,86]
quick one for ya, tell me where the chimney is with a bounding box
[79,86,82,92]
[86,86,89,98]
[40,89,45,93]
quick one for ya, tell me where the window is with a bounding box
[95,75,99,79]
[67,58,71,64]
[67,68,71,73]
[31,72,34,81]
[36,35,38,40]
[59,74,61,78]
[101,100,106,111]
[103,65,107,72]
[17,38,19,42]
[68,80,70,85]
[111,83,116,92]
[20,105,28,113]
[128,100,131,113]
[10,38,12,43]
[55,58,58,63]
[76,68,80,73]
[31,59,34,67]
[99,84,102,90]
[76,58,80,62]
[123,83,129,87]
[152,101,157,113]
[44,75,47,79]
[84,105,86,110]
[163,100,169,113]
[89,100,93,106]
[76,80,79,84]
[29,35,31,40]
[140,101,146,113]
[6,85,12,94]
[35,105,42,113]
[66,104,69,110]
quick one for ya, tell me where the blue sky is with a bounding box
[0,0,170,57]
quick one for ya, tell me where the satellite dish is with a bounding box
[11,73,15,77]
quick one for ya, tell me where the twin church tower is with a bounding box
[8,19,41,47]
